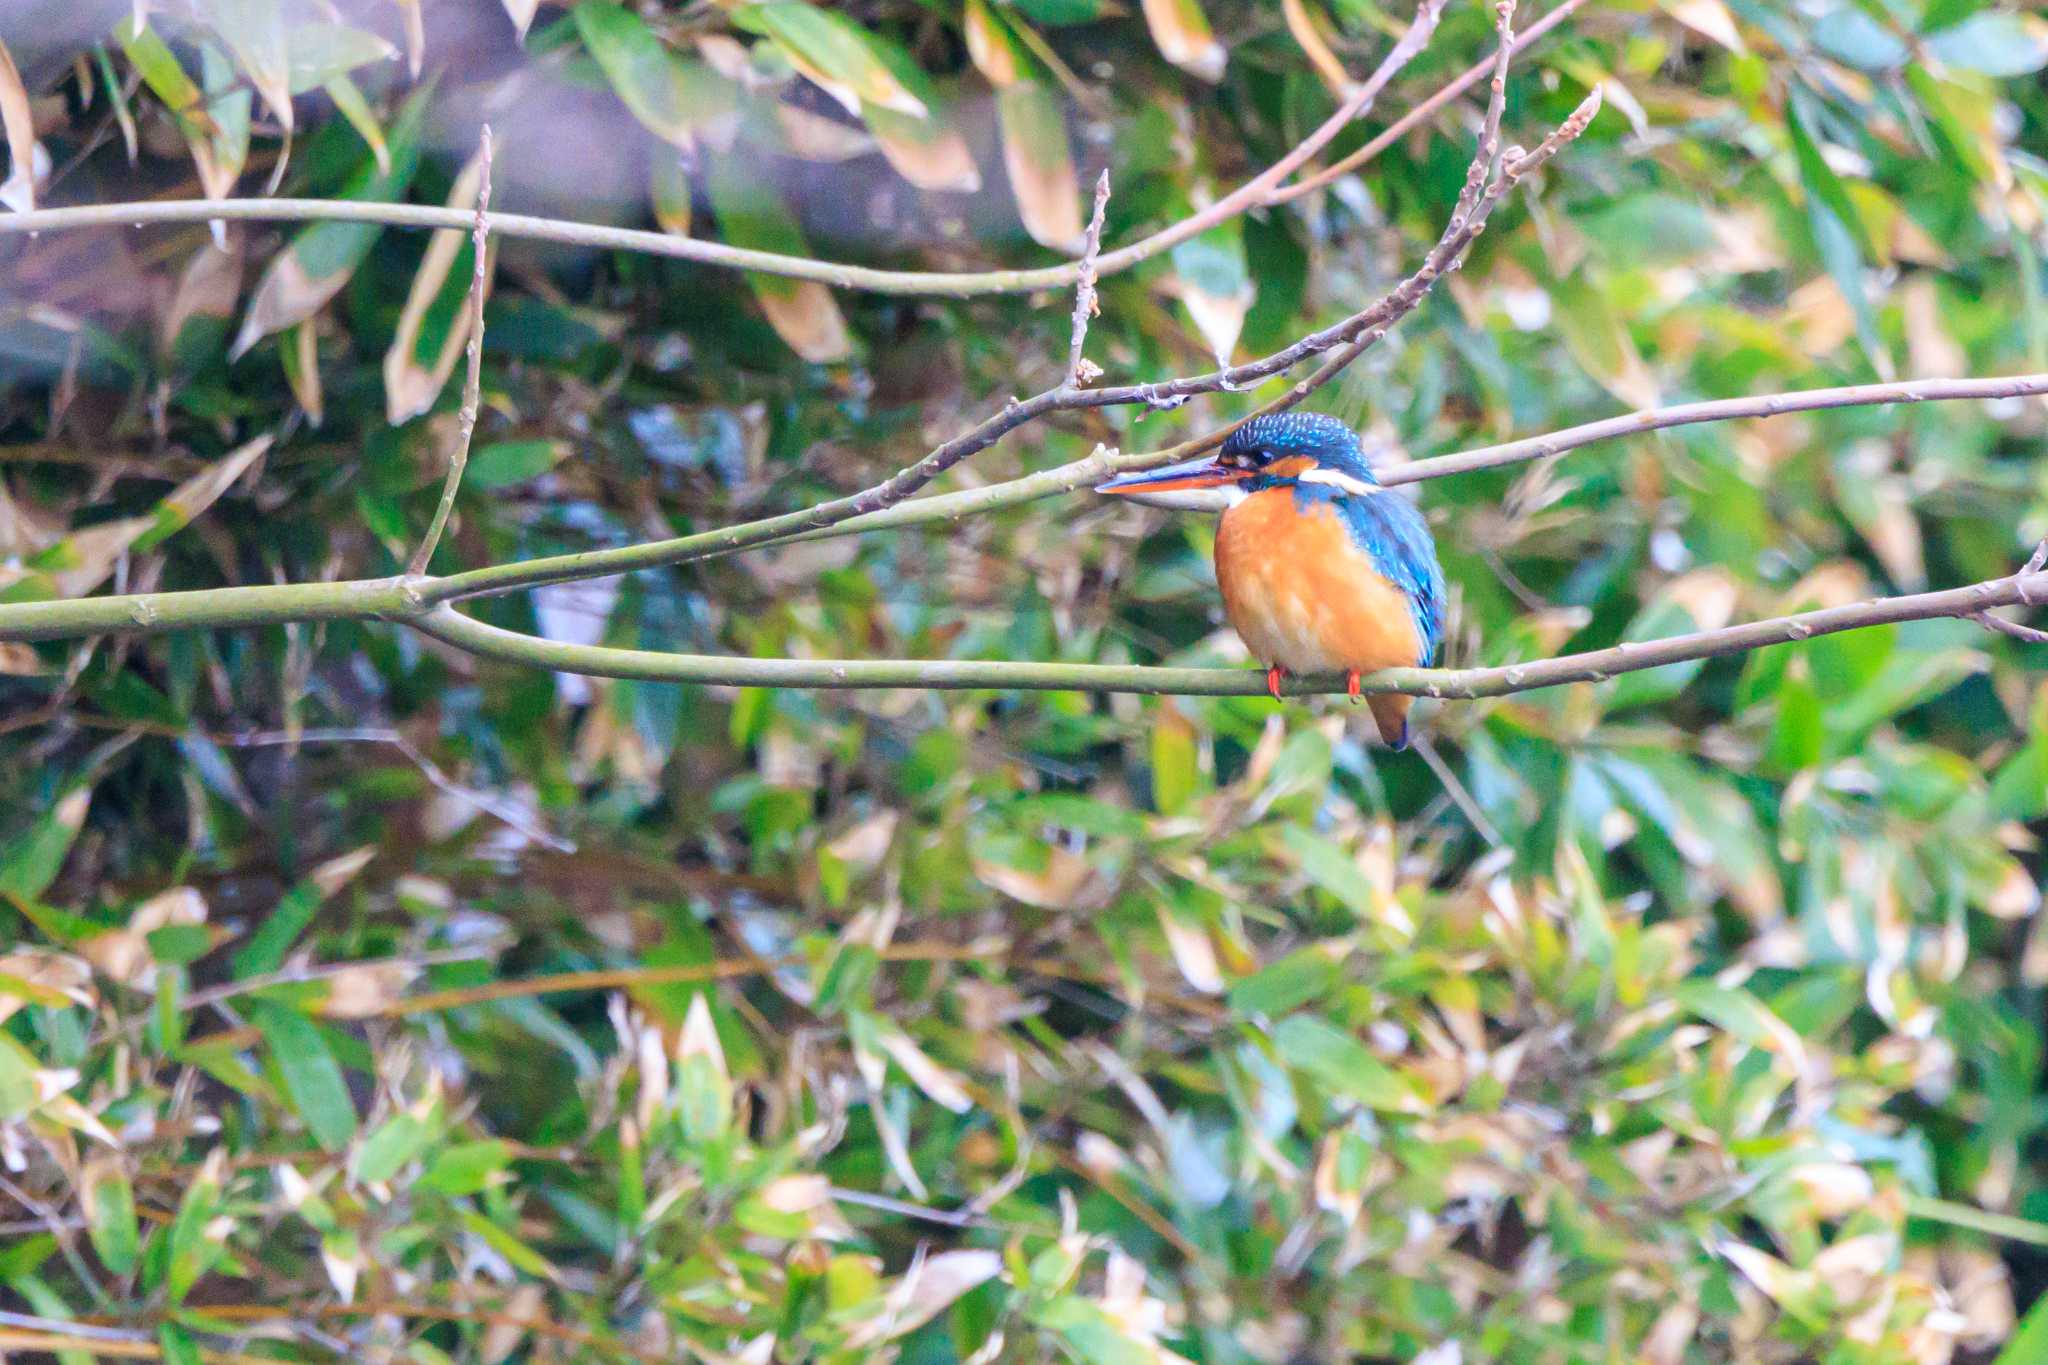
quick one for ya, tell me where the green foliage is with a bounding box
[2,0,2048,1360]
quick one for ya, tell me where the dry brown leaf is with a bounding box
[317,961,420,1018]
[159,234,245,358]
[480,1283,546,1365]
[842,1250,1003,1349]
[1141,0,1226,82]
[0,641,43,675]
[0,949,94,1024]
[876,1029,974,1112]
[1156,907,1222,993]
[973,843,1091,908]
[0,35,42,213]
[756,280,853,364]
[868,108,981,192]
[232,252,342,361]
[81,886,206,990]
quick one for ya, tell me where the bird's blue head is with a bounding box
[1095,413,1382,500]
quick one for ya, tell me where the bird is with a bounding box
[1096,412,1445,750]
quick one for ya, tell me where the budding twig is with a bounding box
[407,124,493,579]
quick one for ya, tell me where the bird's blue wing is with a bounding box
[1334,490,1445,665]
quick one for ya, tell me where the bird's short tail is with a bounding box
[1368,695,1413,751]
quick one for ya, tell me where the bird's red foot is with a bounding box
[1346,669,1362,703]
[1266,665,1285,701]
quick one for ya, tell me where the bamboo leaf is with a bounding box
[732,2,927,116]
[200,0,294,132]
[1140,0,1226,81]
[0,787,91,900]
[0,36,43,213]
[996,81,1083,252]
[574,1,738,150]
[284,22,397,94]
[703,153,853,363]
[231,87,429,359]
[384,148,495,424]
[254,1001,358,1151]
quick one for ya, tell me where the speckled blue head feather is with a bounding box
[1223,412,1381,485]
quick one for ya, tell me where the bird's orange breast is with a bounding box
[1214,489,1423,676]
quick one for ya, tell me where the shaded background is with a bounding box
[3,0,2048,1359]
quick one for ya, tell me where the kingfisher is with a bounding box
[1096,413,1445,750]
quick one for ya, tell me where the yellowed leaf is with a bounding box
[0,641,43,675]
[774,101,875,160]
[1141,0,1226,82]
[1665,0,1746,53]
[1156,907,1222,993]
[159,234,245,358]
[1282,0,1350,93]
[0,36,42,213]
[1903,276,1965,378]
[233,252,339,360]
[285,319,323,426]
[316,961,420,1018]
[997,81,1083,252]
[383,149,495,423]
[81,886,206,990]
[964,0,1024,87]
[0,949,93,1024]
[757,280,853,363]
[868,106,981,192]
[651,149,691,237]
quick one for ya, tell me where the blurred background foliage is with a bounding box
[3,0,2048,1359]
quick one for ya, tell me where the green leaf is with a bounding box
[455,1207,558,1279]
[731,2,928,116]
[1998,1291,2048,1365]
[1272,1015,1419,1111]
[1228,947,1343,1017]
[230,87,431,359]
[0,786,90,900]
[418,1139,513,1195]
[573,2,736,148]
[84,1160,141,1276]
[351,1112,434,1184]
[1280,827,1377,919]
[0,1034,39,1118]
[1149,710,1198,813]
[285,22,395,92]
[465,439,567,489]
[254,1002,358,1151]
[1927,12,2048,76]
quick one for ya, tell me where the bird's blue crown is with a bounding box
[1222,413,1381,490]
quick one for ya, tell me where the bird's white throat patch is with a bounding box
[1298,467,1380,496]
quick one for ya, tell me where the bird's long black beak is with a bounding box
[1095,455,1250,495]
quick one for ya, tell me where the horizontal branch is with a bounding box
[1383,371,2048,486]
[6,370,2047,647]
[409,559,2048,697]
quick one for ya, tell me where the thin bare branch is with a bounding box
[407,123,493,578]
[11,368,2048,648]
[1064,171,1112,390]
[1275,0,1594,204]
